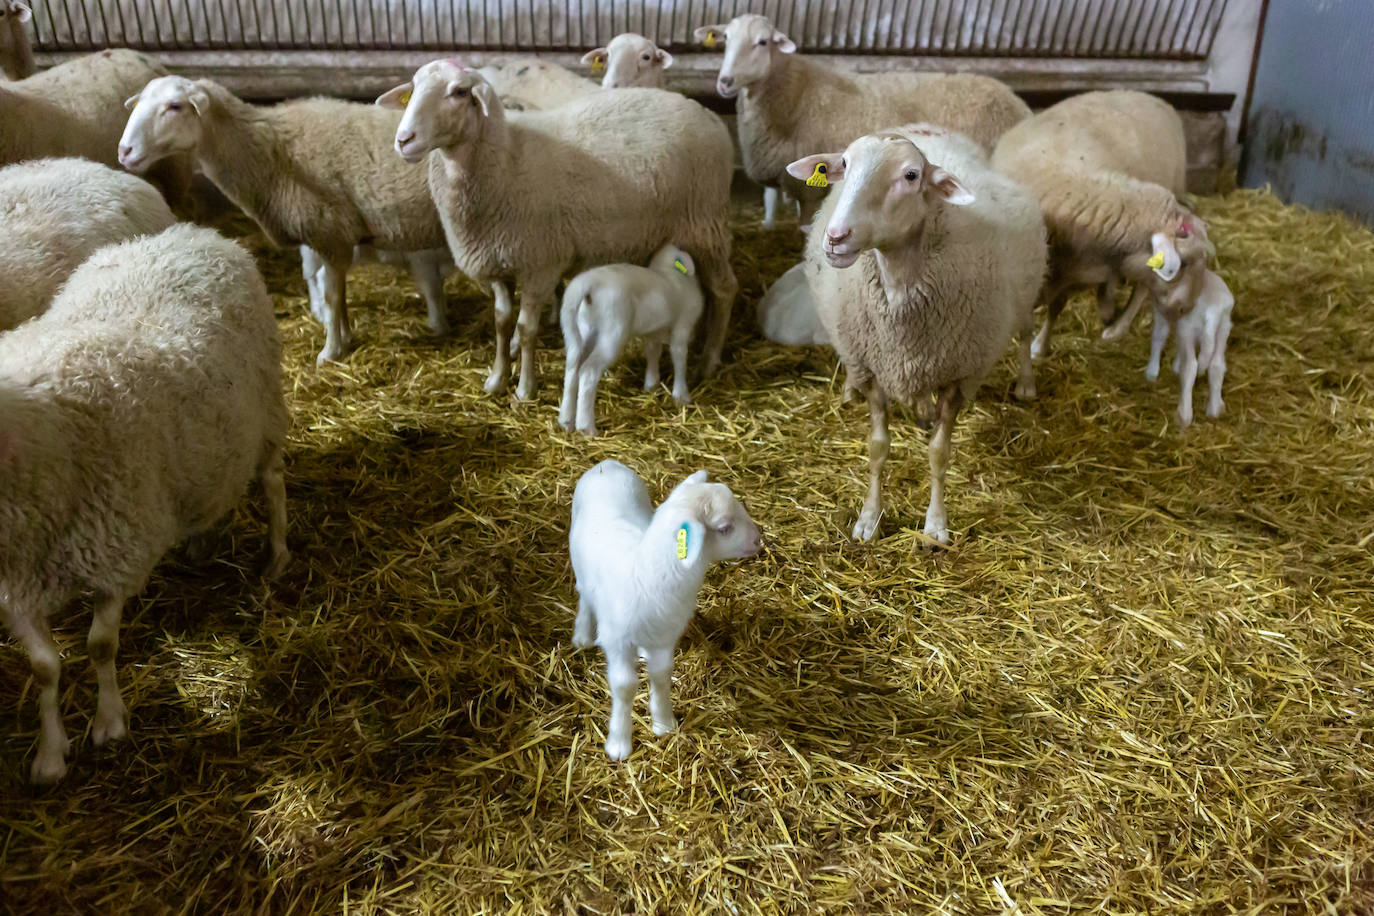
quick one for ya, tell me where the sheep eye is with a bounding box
[756,38,768,47]
[904,170,918,182]
[166,102,182,112]
[452,87,469,98]
[642,53,652,61]
[716,523,734,536]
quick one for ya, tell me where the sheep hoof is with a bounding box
[761,218,776,231]
[483,370,508,394]
[1029,339,1048,360]
[1175,407,1194,428]
[514,379,536,402]
[673,392,692,406]
[92,702,128,747]
[1206,398,1225,419]
[571,633,594,650]
[576,424,598,438]
[1144,366,1160,383]
[604,735,632,761]
[851,511,880,542]
[262,547,291,580]
[427,318,452,337]
[30,742,69,787]
[922,520,950,548]
[652,716,678,737]
[1014,382,1037,401]
[315,347,344,367]
[700,357,722,380]
[643,377,660,393]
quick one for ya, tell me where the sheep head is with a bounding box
[695,14,794,98]
[379,60,501,163]
[119,76,210,174]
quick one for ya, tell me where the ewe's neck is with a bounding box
[871,214,941,300]
[435,109,514,179]
[195,85,284,214]
[746,53,854,125]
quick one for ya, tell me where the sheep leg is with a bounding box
[575,362,604,437]
[603,642,639,760]
[1206,313,1231,419]
[515,282,555,401]
[1175,328,1199,427]
[852,389,890,543]
[88,593,129,747]
[643,335,664,392]
[405,252,451,336]
[1015,333,1037,400]
[572,596,597,648]
[485,281,514,394]
[644,646,678,736]
[1095,277,1120,324]
[316,259,353,366]
[669,328,692,405]
[300,246,327,323]
[1145,304,1171,381]
[695,250,739,380]
[762,187,780,230]
[558,316,582,433]
[1102,284,1150,342]
[260,446,291,579]
[924,384,966,547]
[1030,285,1070,360]
[10,613,68,785]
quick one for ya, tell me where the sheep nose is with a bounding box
[396,130,416,148]
[117,144,132,161]
[827,226,852,245]
[718,75,734,89]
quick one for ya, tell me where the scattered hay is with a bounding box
[1,188,1372,914]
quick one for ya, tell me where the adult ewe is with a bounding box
[787,125,1045,544]
[991,89,1195,357]
[696,14,1029,229]
[380,62,738,398]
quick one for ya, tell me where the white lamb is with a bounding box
[755,262,829,346]
[0,223,288,785]
[583,33,674,89]
[787,124,1046,544]
[558,244,703,437]
[0,157,175,331]
[0,0,34,81]
[119,75,456,364]
[696,14,1029,230]
[569,460,763,760]
[380,62,738,398]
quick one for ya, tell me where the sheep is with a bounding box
[0,157,175,331]
[569,460,763,760]
[299,244,457,339]
[1102,224,1232,426]
[989,89,1196,358]
[785,124,1046,544]
[379,62,739,399]
[582,33,674,89]
[558,244,704,436]
[119,75,455,364]
[0,0,34,81]
[0,223,288,785]
[477,57,598,110]
[0,48,193,215]
[756,262,829,346]
[694,14,1030,229]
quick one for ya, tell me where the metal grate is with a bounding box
[27,0,1232,59]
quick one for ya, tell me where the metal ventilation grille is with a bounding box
[28,0,1232,59]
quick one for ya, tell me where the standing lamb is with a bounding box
[0,157,175,331]
[582,33,674,89]
[119,75,456,364]
[569,460,763,760]
[0,223,288,785]
[558,244,704,436]
[380,62,738,397]
[0,48,193,214]
[786,124,1046,544]
[0,0,34,80]
[990,89,1195,358]
[695,14,1029,230]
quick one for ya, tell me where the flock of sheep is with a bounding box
[0,6,1236,778]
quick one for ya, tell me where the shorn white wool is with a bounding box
[568,461,762,760]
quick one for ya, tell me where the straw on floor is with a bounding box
[1,188,1372,914]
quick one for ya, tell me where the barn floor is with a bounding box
[1,188,1372,914]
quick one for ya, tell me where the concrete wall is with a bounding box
[1242,0,1374,222]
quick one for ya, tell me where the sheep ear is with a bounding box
[657,49,674,69]
[472,82,497,117]
[123,92,142,111]
[773,30,796,53]
[786,153,844,185]
[1149,232,1181,281]
[375,82,414,109]
[665,469,709,503]
[581,49,607,73]
[675,518,706,567]
[927,167,974,205]
[14,2,32,22]
[694,24,726,48]
[187,84,210,117]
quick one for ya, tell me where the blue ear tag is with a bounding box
[673,257,688,275]
[676,523,689,559]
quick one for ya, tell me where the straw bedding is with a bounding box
[1,188,1371,914]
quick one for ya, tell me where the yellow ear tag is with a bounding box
[676,524,688,560]
[703,32,717,48]
[1146,252,1165,270]
[673,257,688,275]
[399,90,412,107]
[806,162,829,188]
[591,56,606,75]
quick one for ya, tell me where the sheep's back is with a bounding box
[860,72,1030,152]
